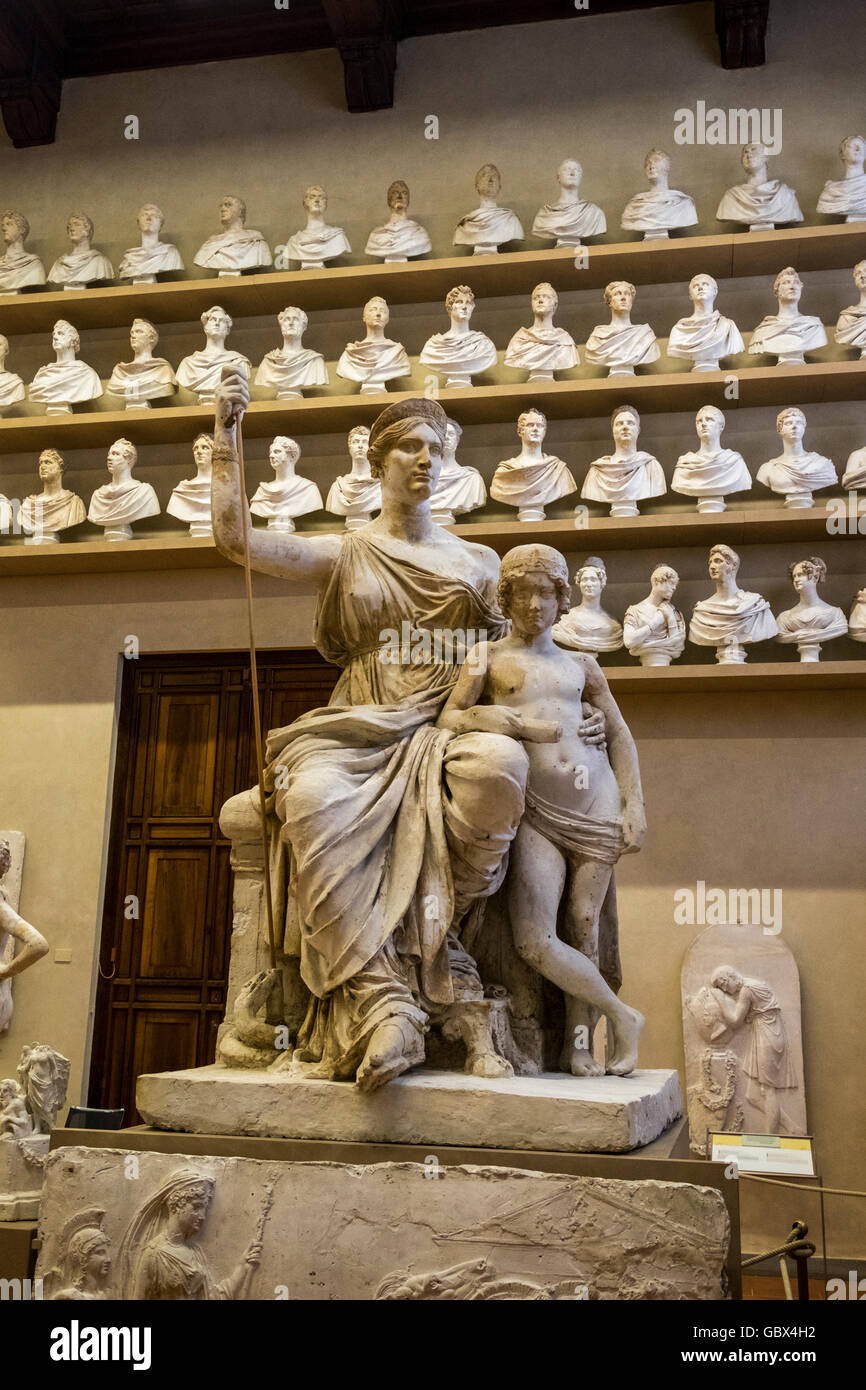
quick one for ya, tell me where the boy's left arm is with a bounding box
[580,656,647,852]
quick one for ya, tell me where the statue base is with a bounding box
[0,1133,48,1220]
[136,1064,682,1154]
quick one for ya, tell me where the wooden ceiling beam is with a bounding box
[0,0,65,146]
[320,0,399,111]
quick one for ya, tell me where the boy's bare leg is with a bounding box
[562,858,610,1071]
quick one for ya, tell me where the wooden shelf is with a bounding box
[605,661,866,693]
[2,358,865,455]
[1,223,864,335]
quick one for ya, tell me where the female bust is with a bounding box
[553,556,623,657]
[775,556,848,662]
[167,433,216,537]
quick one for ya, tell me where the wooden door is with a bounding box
[88,650,337,1121]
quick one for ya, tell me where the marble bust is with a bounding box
[716,142,803,231]
[0,210,46,293]
[834,260,866,358]
[0,334,25,409]
[817,135,866,222]
[667,273,744,371]
[490,408,576,522]
[365,180,431,262]
[756,407,838,509]
[504,282,579,381]
[776,556,848,662]
[19,448,86,545]
[842,441,866,490]
[107,318,177,409]
[194,195,272,276]
[255,306,328,399]
[748,267,827,365]
[429,417,486,524]
[28,320,103,413]
[623,564,686,666]
[689,544,778,663]
[118,204,184,283]
[87,439,161,542]
[453,163,524,255]
[337,297,412,394]
[250,437,323,533]
[48,213,114,287]
[849,589,866,642]
[177,305,252,405]
[552,556,623,656]
[0,491,11,536]
[419,285,498,388]
[286,185,350,269]
[582,404,666,517]
[532,159,606,246]
[326,426,381,529]
[672,404,752,512]
[585,281,660,375]
[167,433,216,537]
[621,148,697,239]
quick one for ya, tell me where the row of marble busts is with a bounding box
[554,550,866,667]
[3,140,866,297]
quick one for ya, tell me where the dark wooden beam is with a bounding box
[714,0,770,68]
[0,0,65,146]
[320,0,398,111]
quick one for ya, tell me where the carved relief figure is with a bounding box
[46,1210,112,1300]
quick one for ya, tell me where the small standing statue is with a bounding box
[19,449,86,545]
[672,404,751,513]
[87,439,161,542]
[816,135,866,222]
[775,557,848,662]
[17,1043,71,1134]
[107,318,177,409]
[0,211,46,292]
[582,404,666,518]
[28,319,103,414]
[748,267,827,366]
[849,588,866,642]
[255,307,328,399]
[532,159,606,247]
[176,305,252,405]
[326,425,381,530]
[286,185,350,269]
[46,1210,112,1301]
[118,204,184,283]
[504,282,579,381]
[0,837,49,1037]
[623,565,686,666]
[553,555,623,657]
[365,180,431,262]
[0,333,25,408]
[48,213,114,288]
[585,281,660,376]
[689,544,778,664]
[419,285,498,388]
[490,408,576,522]
[453,163,524,255]
[250,437,323,533]
[756,407,838,509]
[429,417,486,525]
[193,195,272,276]
[667,273,744,372]
[621,148,697,240]
[716,142,803,232]
[834,261,866,359]
[167,433,216,538]
[337,296,412,394]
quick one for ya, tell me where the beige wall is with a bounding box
[1,0,865,1258]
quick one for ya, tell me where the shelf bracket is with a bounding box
[320,0,399,112]
[714,0,770,68]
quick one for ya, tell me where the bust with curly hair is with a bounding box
[420,284,498,387]
[0,209,46,291]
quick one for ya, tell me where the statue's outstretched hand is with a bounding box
[214,369,250,435]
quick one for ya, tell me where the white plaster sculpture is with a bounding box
[0,1043,69,1220]
[816,134,866,222]
[118,204,184,283]
[337,296,412,394]
[453,163,524,255]
[504,282,579,381]
[19,448,86,545]
[0,332,25,408]
[834,260,866,358]
[176,305,252,405]
[748,267,827,366]
[842,441,866,490]
[107,318,177,409]
[585,281,660,376]
[441,544,644,1076]
[45,1209,112,1301]
[255,306,328,399]
[689,544,778,663]
[365,180,431,262]
[87,439,161,542]
[419,284,498,388]
[193,195,272,276]
[17,1044,70,1134]
[490,408,576,522]
[582,404,666,517]
[429,417,485,524]
[756,407,838,509]
[28,320,103,414]
[552,555,624,657]
[167,433,216,537]
[775,556,848,662]
[1,834,48,1037]
[48,213,114,288]
[0,210,46,293]
[716,142,803,231]
[621,148,697,240]
[286,185,350,269]
[672,404,752,513]
[325,426,381,530]
[532,159,606,247]
[0,1079,32,1136]
[0,491,12,537]
[667,273,744,371]
[623,565,686,666]
[250,436,323,533]
[849,588,866,641]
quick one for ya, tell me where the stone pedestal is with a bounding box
[0,1134,48,1220]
